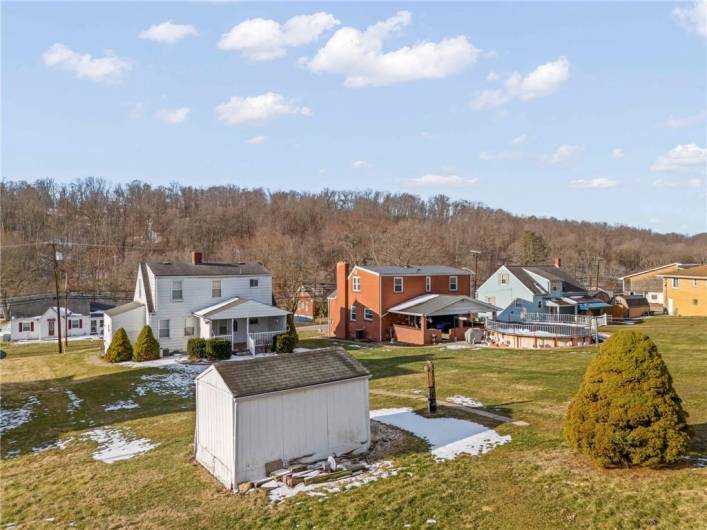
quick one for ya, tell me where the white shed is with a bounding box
[194,347,371,490]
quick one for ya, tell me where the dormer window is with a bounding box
[171,280,183,301]
[352,276,361,292]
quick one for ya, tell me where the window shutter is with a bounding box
[68,320,72,329]
[30,322,34,332]
[79,319,83,329]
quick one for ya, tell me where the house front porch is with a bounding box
[194,297,289,355]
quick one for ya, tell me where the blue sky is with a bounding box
[2,1,706,234]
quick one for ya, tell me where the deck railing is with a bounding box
[519,312,609,327]
[247,329,286,355]
[485,319,592,338]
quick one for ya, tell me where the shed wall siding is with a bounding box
[234,379,370,484]
[103,306,146,350]
[195,370,235,490]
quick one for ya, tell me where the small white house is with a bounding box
[8,305,106,342]
[194,347,371,490]
[104,253,289,355]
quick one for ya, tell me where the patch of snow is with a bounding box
[426,519,437,525]
[103,400,139,411]
[32,437,73,454]
[444,344,468,350]
[370,407,511,460]
[268,460,399,502]
[13,336,99,345]
[82,427,158,464]
[447,395,484,408]
[65,390,83,413]
[0,396,40,434]
[293,348,312,353]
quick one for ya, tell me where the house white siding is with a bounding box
[233,378,370,484]
[10,307,95,341]
[150,273,273,352]
[103,305,146,350]
[195,368,235,490]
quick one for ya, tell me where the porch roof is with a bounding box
[193,297,289,320]
[388,294,500,317]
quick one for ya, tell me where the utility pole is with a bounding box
[64,271,69,349]
[594,257,604,291]
[50,242,63,353]
[470,250,481,299]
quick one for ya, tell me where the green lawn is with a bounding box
[1,316,706,529]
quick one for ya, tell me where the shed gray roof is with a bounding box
[146,261,271,277]
[212,347,370,398]
[506,265,586,295]
[104,301,145,317]
[356,265,470,276]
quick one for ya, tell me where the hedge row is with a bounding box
[187,337,231,361]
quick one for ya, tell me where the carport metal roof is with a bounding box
[388,294,500,317]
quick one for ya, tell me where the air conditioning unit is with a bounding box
[161,348,170,357]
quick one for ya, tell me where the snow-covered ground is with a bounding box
[447,395,484,408]
[65,390,83,413]
[82,427,158,463]
[0,396,40,435]
[370,408,511,460]
[103,400,139,411]
[9,336,100,345]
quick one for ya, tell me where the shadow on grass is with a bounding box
[360,353,453,381]
[0,363,195,458]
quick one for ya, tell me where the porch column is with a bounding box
[231,319,235,351]
[420,315,427,345]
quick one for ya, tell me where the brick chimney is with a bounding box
[192,251,203,265]
[336,261,349,338]
[554,257,562,268]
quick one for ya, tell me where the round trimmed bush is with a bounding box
[564,330,690,467]
[104,328,133,363]
[187,337,207,360]
[133,325,160,362]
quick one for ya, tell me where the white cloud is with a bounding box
[352,160,369,168]
[673,0,707,39]
[408,174,478,187]
[305,11,479,87]
[510,134,527,146]
[471,57,570,110]
[652,177,703,188]
[486,71,500,81]
[215,92,311,126]
[667,110,706,128]
[42,43,131,83]
[139,20,198,44]
[156,107,190,124]
[569,178,618,189]
[650,144,707,173]
[611,148,625,159]
[542,144,583,164]
[479,151,522,161]
[246,135,268,145]
[219,12,339,61]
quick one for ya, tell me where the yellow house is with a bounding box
[619,262,697,312]
[659,265,707,316]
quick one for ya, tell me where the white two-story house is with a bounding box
[476,260,611,321]
[103,252,289,355]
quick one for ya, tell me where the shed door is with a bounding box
[48,319,55,336]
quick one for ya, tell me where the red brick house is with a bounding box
[293,284,335,321]
[327,262,499,345]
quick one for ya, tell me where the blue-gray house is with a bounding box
[476,262,611,321]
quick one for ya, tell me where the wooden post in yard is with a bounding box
[425,360,437,414]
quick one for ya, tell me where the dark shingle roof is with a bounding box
[213,347,370,398]
[357,265,470,276]
[146,261,271,277]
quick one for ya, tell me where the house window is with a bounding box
[184,317,195,337]
[350,306,357,321]
[693,279,699,287]
[499,273,510,285]
[425,276,432,293]
[68,319,81,329]
[91,320,97,334]
[393,277,403,293]
[248,318,259,325]
[171,280,183,301]
[485,296,496,305]
[515,300,523,308]
[352,276,361,292]
[19,322,32,332]
[159,319,170,338]
[551,281,561,291]
[364,308,373,321]
[249,279,259,288]
[672,278,679,288]
[449,276,458,291]
[650,294,658,300]
[211,319,228,336]
[211,279,222,298]
[538,300,543,308]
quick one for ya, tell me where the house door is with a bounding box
[668,298,674,316]
[48,319,55,336]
